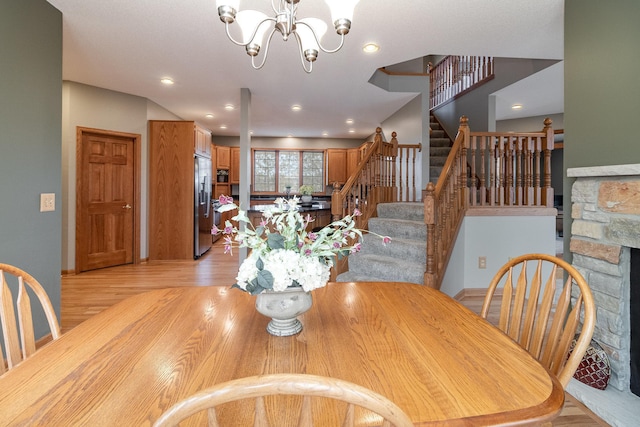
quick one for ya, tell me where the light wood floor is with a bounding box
[61,241,608,426]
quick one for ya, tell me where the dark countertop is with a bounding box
[247,201,331,213]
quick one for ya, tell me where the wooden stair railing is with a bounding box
[330,127,398,279]
[429,56,494,109]
[424,116,555,289]
[396,143,422,202]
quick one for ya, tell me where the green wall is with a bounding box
[0,1,62,338]
[564,0,640,251]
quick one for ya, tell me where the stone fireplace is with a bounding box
[567,164,640,427]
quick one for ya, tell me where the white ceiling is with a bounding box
[46,0,564,139]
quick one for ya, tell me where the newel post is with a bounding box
[331,182,342,222]
[424,182,436,288]
[541,117,554,207]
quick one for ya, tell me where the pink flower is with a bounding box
[298,241,304,249]
[224,225,234,234]
[223,236,233,254]
[219,194,234,205]
[211,224,220,235]
[351,243,362,253]
[333,242,341,249]
[307,232,317,241]
[383,236,391,245]
[304,248,312,256]
[353,208,362,217]
[260,219,267,227]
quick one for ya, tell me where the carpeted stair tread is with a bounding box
[360,233,426,264]
[344,253,424,285]
[376,202,423,221]
[368,217,426,240]
[430,138,451,147]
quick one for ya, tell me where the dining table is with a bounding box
[0,282,564,426]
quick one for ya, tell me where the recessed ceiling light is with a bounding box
[160,77,174,85]
[362,43,379,53]
[348,129,355,133]
[287,134,293,138]
[346,118,354,125]
[322,131,329,137]
[205,114,214,119]
[220,125,227,129]
[291,104,302,111]
[512,104,523,110]
[224,104,235,111]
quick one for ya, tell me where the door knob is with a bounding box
[122,204,132,209]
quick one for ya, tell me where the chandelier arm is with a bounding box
[295,20,346,54]
[250,27,280,70]
[224,17,278,47]
[293,31,313,74]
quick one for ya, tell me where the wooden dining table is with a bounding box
[0,282,564,426]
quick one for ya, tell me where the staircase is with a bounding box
[336,202,426,285]
[429,113,453,184]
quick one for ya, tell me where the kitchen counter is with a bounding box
[247,201,331,213]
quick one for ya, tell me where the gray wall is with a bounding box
[0,1,62,339]
[564,0,640,254]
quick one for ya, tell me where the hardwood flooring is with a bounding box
[60,241,608,426]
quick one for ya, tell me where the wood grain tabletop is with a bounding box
[0,282,564,426]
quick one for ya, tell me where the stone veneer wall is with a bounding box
[569,167,640,391]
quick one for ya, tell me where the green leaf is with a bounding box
[256,257,264,270]
[267,233,285,250]
[256,269,274,289]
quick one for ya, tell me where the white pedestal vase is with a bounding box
[255,286,313,336]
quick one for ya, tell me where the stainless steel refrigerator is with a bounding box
[194,155,212,258]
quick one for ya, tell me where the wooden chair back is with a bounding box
[153,373,414,427]
[480,253,596,387]
[0,263,61,373]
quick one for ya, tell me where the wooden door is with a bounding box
[76,129,139,272]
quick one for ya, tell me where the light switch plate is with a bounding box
[40,193,55,212]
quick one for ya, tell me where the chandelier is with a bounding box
[215,0,360,73]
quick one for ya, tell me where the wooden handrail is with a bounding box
[330,128,398,279]
[424,117,554,289]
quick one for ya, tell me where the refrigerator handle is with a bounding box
[204,174,211,218]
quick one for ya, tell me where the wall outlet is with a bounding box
[40,193,55,212]
[478,256,487,269]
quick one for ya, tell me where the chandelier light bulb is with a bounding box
[215,0,239,23]
[325,0,359,34]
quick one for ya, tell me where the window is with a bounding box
[253,150,324,193]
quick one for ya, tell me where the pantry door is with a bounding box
[76,127,140,272]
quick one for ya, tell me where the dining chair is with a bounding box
[0,263,61,373]
[480,253,596,388]
[153,373,414,427]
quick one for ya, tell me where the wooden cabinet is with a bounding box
[194,126,211,156]
[216,146,231,169]
[327,149,348,186]
[347,148,360,179]
[231,147,240,184]
[214,146,232,198]
[149,121,211,260]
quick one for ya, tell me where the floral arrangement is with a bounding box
[212,195,391,295]
[298,185,314,195]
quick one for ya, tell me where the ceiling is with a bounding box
[46,0,564,139]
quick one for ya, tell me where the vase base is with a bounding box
[266,318,303,336]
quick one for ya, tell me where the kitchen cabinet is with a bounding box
[148,121,212,260]
[214,146,232,199]
[326,149,347,186]
[195,126,211,157]
[347,148,360,180]
[216,146,231,169]
[231,147,240,184]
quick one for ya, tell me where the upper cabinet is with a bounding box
[216,146,231,169]
[194,126,212,157]
[231,147,240,184]
[326,149,348,186]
